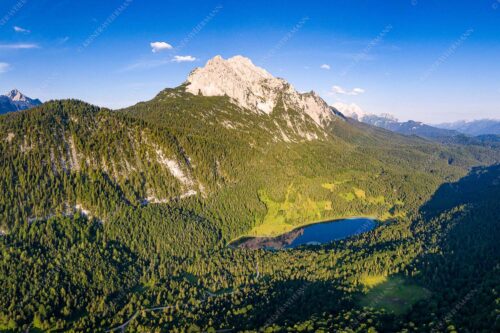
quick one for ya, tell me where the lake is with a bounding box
[230,218,377,250]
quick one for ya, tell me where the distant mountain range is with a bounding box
[335,103,499,141]
[0,89,42,114]
[2,85,497,143]
[434,119,500,136]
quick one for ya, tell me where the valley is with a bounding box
[0,56,498,332]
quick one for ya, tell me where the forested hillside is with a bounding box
[0,88,499,332]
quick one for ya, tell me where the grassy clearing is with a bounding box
[246,180,406,237]
[248,187,332,237]
[340,192,356,202]
[359,277,431,315]
[367,195,386,204]
[321,183,336,191]
[360,274,387,288]
[353,187,366,199]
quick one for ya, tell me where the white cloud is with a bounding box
[0,43,39,49]
[0,63,10,73]
[320,64,331,70]
[331,85,348,94]
[14,26,30,33]
[121,55,197,71]
[332,102,367,120]
[330,85,365,96]
[150,41,172,53]
[172,55,196,63]
[352,87,365,95]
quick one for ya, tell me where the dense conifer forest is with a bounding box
[0,95,499,332]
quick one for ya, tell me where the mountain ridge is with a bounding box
[334,101,500,140]
[334,103,489,142]
[185,55,338,128]
[0,89,42,114]
[434,119,500,136]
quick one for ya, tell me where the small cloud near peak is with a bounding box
[172,55,196,63]
[0,43,39,49]
[150,41,172,53]
[14,26,30,33]
[332,102,367,120]
[330,85,365,96]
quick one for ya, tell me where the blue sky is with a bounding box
[0,0,499,122]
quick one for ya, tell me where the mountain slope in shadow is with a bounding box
[406,164,500,332]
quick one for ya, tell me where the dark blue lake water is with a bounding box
[232,218,377,250]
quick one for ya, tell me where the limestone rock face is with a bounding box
[185,55,334,127]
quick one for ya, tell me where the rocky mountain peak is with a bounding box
[6,89,26,102]
[0,89,42,114]
[185,55,335,127]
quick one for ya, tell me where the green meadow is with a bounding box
[359,276,431,315]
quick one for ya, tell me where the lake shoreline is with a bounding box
[228,216,379,249]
